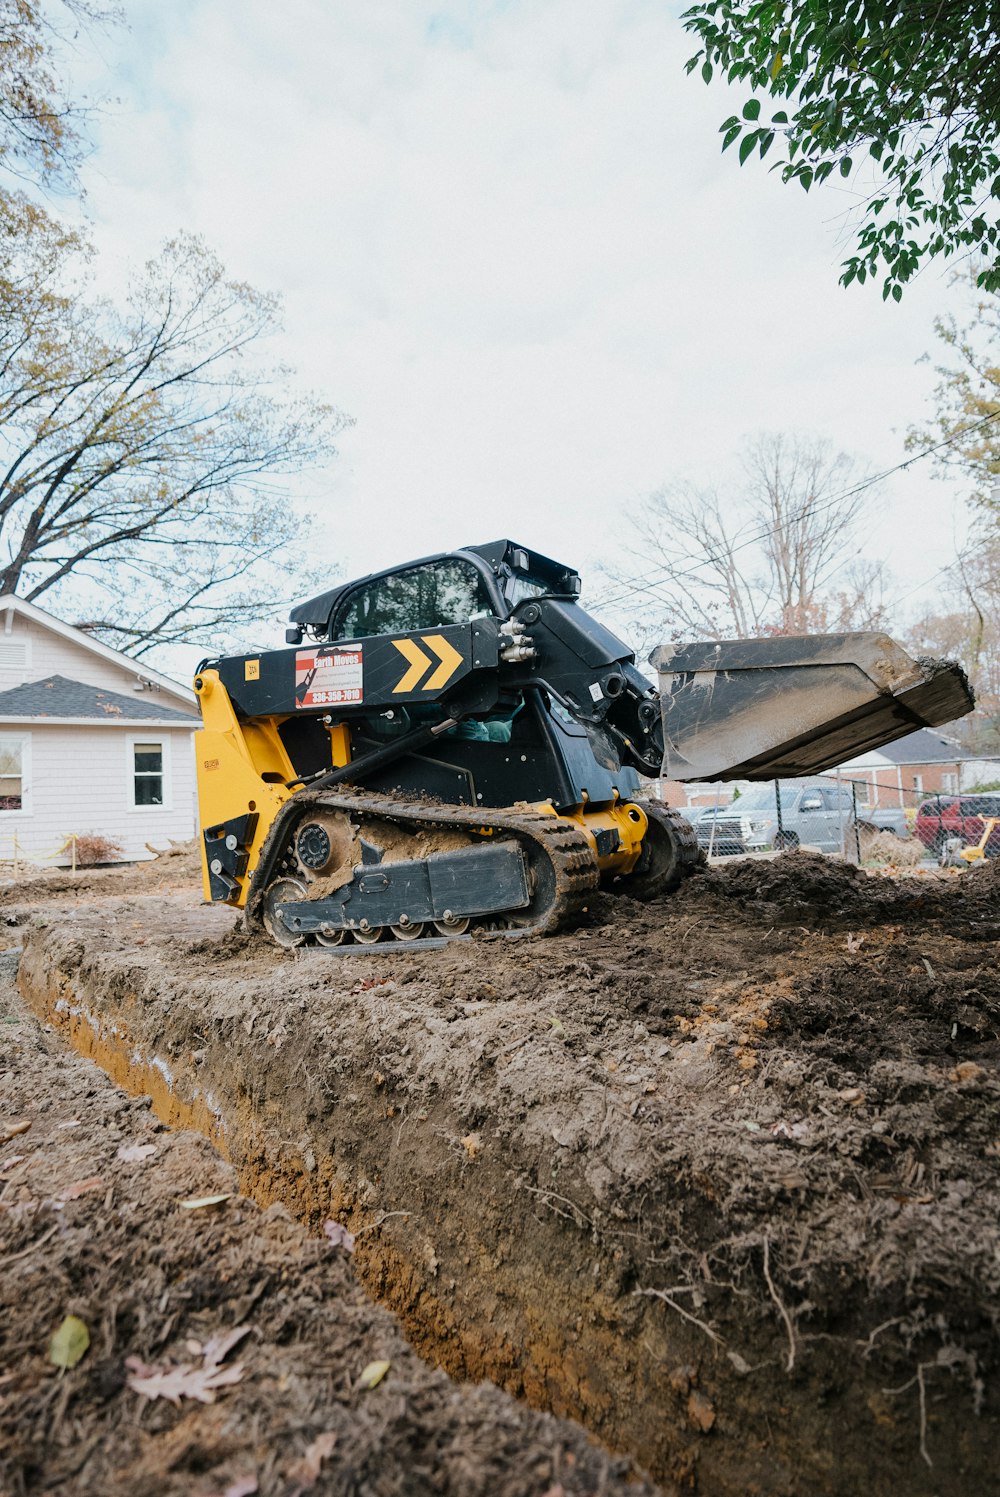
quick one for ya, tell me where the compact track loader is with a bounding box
[194,540,973,950]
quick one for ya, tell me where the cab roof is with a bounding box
[288,539,579,635]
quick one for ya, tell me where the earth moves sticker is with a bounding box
[295,647,363,707]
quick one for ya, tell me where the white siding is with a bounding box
[0,724,196,864]
[0,613,191,705]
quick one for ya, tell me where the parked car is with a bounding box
[688,803,745,855]
[914,793,1000,857]
[694,780,910,857]
[860,804,911,839]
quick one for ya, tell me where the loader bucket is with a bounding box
[651,633,974,783]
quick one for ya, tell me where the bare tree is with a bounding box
[0,5,346,660]
[0,231,348,655]
[601,433,888,651]
[907,541,1000,750]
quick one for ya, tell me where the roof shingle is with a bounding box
[867,727,964,765]
[0,675,198,724]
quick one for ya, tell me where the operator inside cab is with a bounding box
[282,542,584,745]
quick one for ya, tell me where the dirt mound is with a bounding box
[681,849,1000,930]
[0,965,653,1497]
[0,840,201,914]
[17,861,1000,1496]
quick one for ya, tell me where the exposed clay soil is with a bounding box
[8,850,1000,1495]
[0,955,653,1497]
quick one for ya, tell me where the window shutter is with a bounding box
[0,641,27,681]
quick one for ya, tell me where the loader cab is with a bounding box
[330,555,497,642]
[287,540,582,643]
[284,542,636,813]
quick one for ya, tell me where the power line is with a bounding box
[592,408,1000,616]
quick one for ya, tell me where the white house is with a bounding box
[0,595,199,865]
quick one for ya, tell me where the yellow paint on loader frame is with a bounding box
[194,670,291,906]
[195,669,646,909]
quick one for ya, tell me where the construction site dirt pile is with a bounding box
[8,852,1000,1494]
[0,839,201,906]
[0,959,654,1497]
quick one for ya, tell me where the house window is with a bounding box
[912,774,923,795]
[133,742,164,805]
[942,772,958,793]
[127,735,173,812]
[0,735,26,811]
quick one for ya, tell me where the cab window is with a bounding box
[334,559,495,639]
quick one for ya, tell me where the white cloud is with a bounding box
[68,0,972,662]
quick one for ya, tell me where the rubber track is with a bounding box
[246,788,600,947]
[637,799,705,889]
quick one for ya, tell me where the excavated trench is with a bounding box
[16,859,1000,1496]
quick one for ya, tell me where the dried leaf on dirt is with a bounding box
[287,1431,337,1490]
[57,1175,104,1200]
[949,1062,986,1085]
[125,1320,250,1404]
[687,1389,716,1432]
[49,1315,89,1369]
[178,1192,232,1209]
[116,1142,157,1163]
[460,1132,482,1159]
[125,1356,244,1405]
[206,1479,257,1497]
[202,1325,253,1367]
[0,1153,25,1173]
[358,1359,390,1390]
[323,1219,355,1253]
[0,1118,31,1143]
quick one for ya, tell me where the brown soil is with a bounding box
[0,954,653,1497]
[8,850,1000,1495]
[0,839,201,912]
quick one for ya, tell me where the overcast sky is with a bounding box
[67,0,973,656]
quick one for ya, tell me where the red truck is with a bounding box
[913,792,1000,856]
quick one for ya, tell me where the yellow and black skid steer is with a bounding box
[194,540,973,950]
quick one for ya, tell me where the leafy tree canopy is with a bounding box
[906,264,1000,507]
[0,0,114,196]
[682,1,1000,299]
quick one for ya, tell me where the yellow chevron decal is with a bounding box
[421,634,464,690]
[391,637,431,693]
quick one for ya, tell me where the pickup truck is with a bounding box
[693,780,911,856]
[860,804,910,838]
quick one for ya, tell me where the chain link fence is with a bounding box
[686,776,1000,866]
